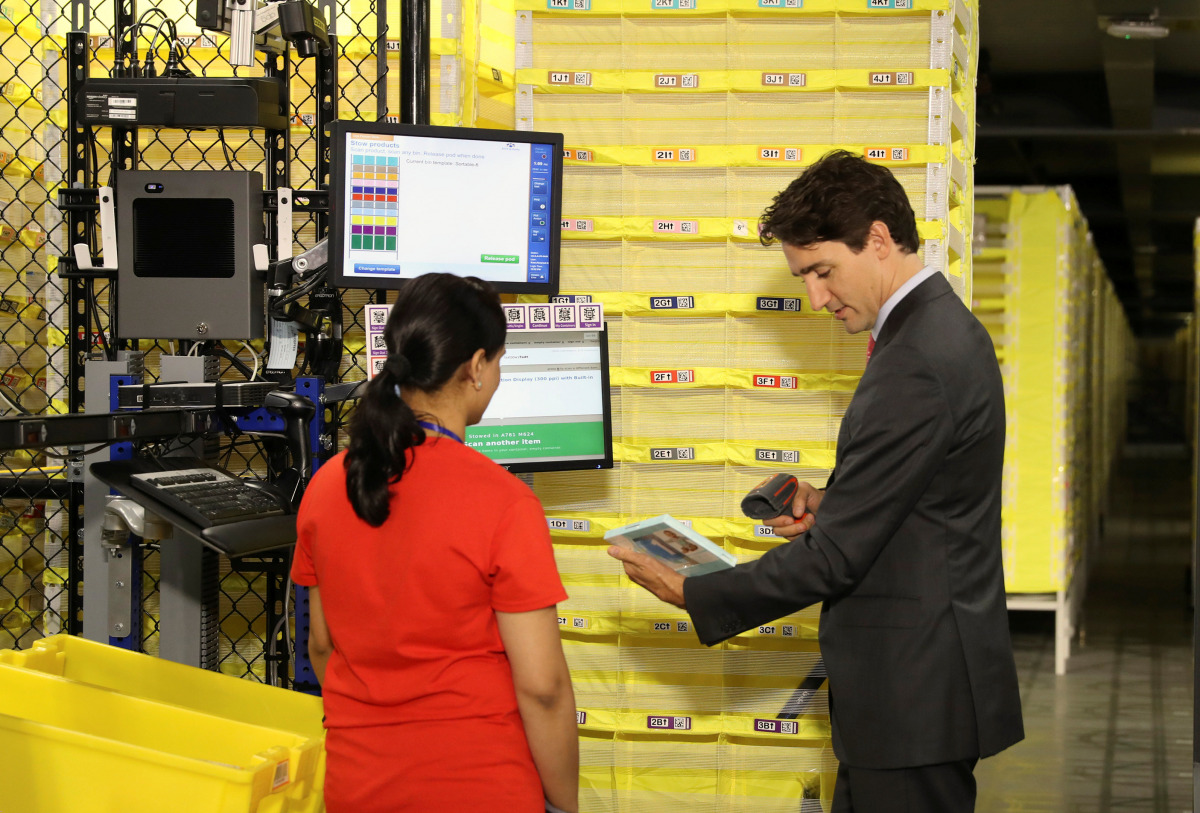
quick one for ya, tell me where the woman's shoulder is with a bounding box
[434,440,537,499]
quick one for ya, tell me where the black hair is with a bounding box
[345,273,506,526]
[758,149,920,254]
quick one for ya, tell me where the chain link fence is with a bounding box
[0,0,389,684]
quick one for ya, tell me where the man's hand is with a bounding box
[606,546,687,609]
[762,481,824,540]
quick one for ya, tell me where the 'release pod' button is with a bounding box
[482,254,520,263]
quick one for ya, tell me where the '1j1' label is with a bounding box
[547,0,591,8]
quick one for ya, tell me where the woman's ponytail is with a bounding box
[344,274,505,526]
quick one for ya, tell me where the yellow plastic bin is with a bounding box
[0,662,322,813]
[0,635,326,812]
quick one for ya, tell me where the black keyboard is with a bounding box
[128,467,287,528]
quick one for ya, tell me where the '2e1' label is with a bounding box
[650,447,695,460]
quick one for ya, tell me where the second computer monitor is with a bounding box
[465,328,613,473]
[329,121,564,295]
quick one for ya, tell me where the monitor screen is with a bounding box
[329,121,563,294]
[466,329,613,473]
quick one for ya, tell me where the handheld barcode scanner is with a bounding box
[741,472,809,523]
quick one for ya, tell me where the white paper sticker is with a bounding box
[265,318,300,371]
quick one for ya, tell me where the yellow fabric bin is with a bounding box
[0,635,326,812]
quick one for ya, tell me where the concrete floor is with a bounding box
[976,447,1195,812]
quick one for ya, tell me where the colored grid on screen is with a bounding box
[350,153,400,251]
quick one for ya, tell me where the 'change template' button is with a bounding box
[482,254,520,263]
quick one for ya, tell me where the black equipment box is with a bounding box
[118,381,278,409]
[78,77,287,129]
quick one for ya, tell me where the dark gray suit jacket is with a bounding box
[684,272,1024,769]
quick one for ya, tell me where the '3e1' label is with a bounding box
[756,448,800,463]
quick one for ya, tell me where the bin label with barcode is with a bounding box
[653,220,699,234]
[754,375,798,389]
[547,0,591,8]
[864,147,910,161]
[548,71,591,86]
[648,715,691,730]
[757,297,802,311]
[650,369,695,383]
[756,448,800,463]
[650,296,695,309]
[273,761,290,789]
[548,517,591,532]
[754,719,799,734]
[654,73,700,88]
[650,447,695,460]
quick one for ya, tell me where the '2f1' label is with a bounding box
[648,715,691,730]
[650,369,695,383]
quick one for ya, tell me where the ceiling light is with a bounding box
[1106,19,1170,39]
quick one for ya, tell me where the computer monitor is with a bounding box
[465,328,613,473]
[328,121,564,294]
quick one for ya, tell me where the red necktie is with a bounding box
[866,336,876,363]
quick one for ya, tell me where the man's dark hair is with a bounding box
[758,150,920,254]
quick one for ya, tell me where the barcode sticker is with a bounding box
[273,761,290,790]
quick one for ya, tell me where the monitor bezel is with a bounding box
[328,120,564,295]
[483,326,614,475]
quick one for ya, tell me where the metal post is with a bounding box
[65,31,91,634]
[291,376,325,693]
[400,0,429,125]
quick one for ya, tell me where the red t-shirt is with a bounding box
[291,439,567,728]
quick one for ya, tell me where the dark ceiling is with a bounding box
[976,0,1200,336]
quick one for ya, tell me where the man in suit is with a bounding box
[608,150,1024,812]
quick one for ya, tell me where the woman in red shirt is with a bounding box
[292,273,578,813]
